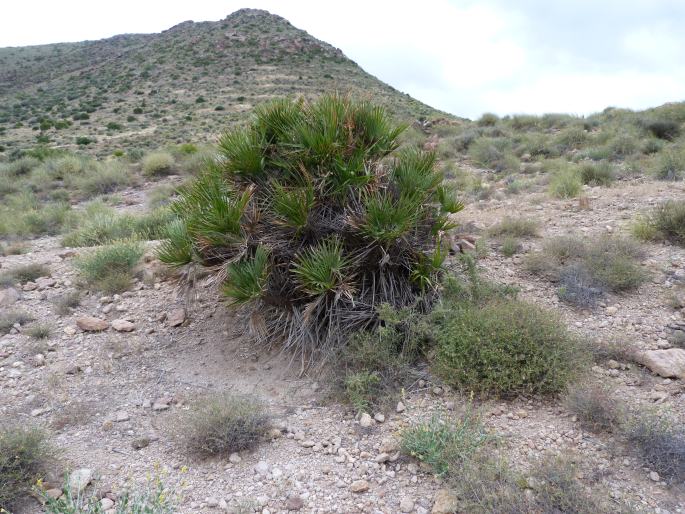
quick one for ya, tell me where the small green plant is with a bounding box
[75,240,143,293]
[43,475,176,514]
[26,323,52,340]
[487,217,538,238]
[344,371,381,413]
[142,152,175,176]
[579,161,614,186]
[633,200,685,246]
[549,166,582,198]
[178,394,270,457]
[433,297,587,397]
[652,147,685,180]
[401,410,489,477]
[500,237,519,257]
[0,426,53,511]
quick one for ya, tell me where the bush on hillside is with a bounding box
[158,95,462,362]
[142,151,175,176]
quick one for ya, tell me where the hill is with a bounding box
[0,8,446,155]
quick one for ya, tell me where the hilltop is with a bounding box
[0,9,445,155]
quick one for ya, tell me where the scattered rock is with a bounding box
[229,453,242,464]
[350,480,369,493]
[152,400,169,411]
[285,494,304,510]
[0,287,20,306]
[114,410,130,422]
[396,401,406,413]
[636,349,685,379]
[374,413,385,423]
[400,497,415,513]
[100,498,115,510]
[76,316,109,332]
[69,468,93,494]
[167,308,186,327]
[431,489,458,514]
[45,488,63,500]
[359,413,373,428]
[254,460,270,475]
[649,471,660,482]
[111,319,135,332]
[132,437,150,450]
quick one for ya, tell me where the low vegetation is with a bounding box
[633,200,685,246]
[75,240,144,293]
[564,382,621,433]
[487,217,538,238]
[0,426,53,511]
[142,152,175,176]
[401,409,489,476]
[0,263,50,286]
[0,310,33,335]
[178,394,270,458]
[526,235,647,307]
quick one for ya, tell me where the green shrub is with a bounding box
[553,126,588,151]
[644,119,681,141]
[549,165,582,198]
[487,217,538,238]
[500,237,519,257]
[178,394,270,457]
[608,132,638,159]
[477,113,499,127]
[26,323,52,340]
[579,161,614,186]
[401,410,489,476]
[142,151,175,176]
[526,235,646,305]
[652,147,685,180]
[158,95,460,360]
[0,426,53,511]
[433,298,586,396]
[634,200,685,246]
[469,137,520,172]
[75,240,143,293]
[67,161,133,197]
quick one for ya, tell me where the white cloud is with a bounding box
[2,0,685,119]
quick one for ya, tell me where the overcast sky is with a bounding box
[3,0,684,119]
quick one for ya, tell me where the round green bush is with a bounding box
[142,151,174,176]
[433,299,587,397]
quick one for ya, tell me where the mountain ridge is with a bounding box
[0,9,449,155]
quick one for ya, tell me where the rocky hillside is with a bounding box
[0,9,445,155]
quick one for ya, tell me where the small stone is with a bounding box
[432,386,443,396]
[359,413,373,428]
[254,460,270,475]
[396,401,406,413]
[374,413,385,423]
[63,326,76,336]
[111,319,135,332]
[46,488,63,500]
[167,308,186,327]
[431,489,458,514]
[76,316,109,332]
[206,497,219,508]
[400,497,415,513]
[69,468,93,494]
[607,359,620,370]
[229,453,242,464]
[100,498,115,510]
[649,471,660,482]
[152,401,169,411]
[285,494,304,510]
[114,410,130,422]
[375,453,390,463]
[0,287,20,306]
[605,306,618,315]
[350,480,369,493]
[300,440,315,448]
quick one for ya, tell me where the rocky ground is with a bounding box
[1,172,685,513]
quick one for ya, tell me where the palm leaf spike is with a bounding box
[223,246,270,304]
[437,184,464,214]
[157,218,193,267]
[291,237,352,296]
[270,180,315,232]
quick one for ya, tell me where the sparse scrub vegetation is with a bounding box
[178,394,270,457]
[52,291,81,315]
[549,164,582,198]
[564,382,621,432]
[487,217,538,238]
[0,263,49,286]
[0,426,53,512]
[579,160,614,186]
[26,323,52,340]
[526,235,646,306]
[633,200,685,246]
[75,240,144,293]
[0,310,33,335]
[142,151,175,176]
[401,410,489,476]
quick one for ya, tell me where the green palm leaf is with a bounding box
[224,246,270,304]
[291,238,351,296]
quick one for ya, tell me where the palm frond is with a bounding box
[437,185,465,214]
[392,148,441,198]
[224,246,270,304]
[157,218,192,267]
[359,191,423,244]
[291,237,352,296]
[218,129,265,177]
[270,180,315,231]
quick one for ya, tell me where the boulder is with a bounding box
[636,349,685,379]
[76,316,109,332]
